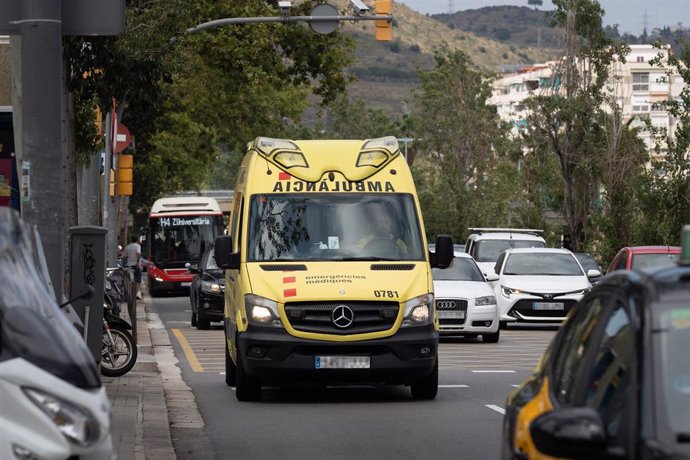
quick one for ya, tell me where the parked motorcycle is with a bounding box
[100,303,137,377]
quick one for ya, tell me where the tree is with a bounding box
[528,0,544,9]
[64,0,355,217]
[635,41,690,244]
[523,0,628,251]
[411,45,515,242]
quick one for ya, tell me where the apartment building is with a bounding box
[489,44,683,154]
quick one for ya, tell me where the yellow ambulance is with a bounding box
[214,136,453,401]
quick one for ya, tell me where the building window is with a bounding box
[633,73,649,91]
[636,56,645,63]
[632,105,650,113]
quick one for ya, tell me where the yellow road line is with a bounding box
[172,328,204,372]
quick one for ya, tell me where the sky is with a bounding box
[398,0,690,35]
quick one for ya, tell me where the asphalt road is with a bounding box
[150,293,556,460]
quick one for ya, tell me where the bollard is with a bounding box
[69,226,107,362]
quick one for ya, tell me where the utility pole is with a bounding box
[19,0,64,298]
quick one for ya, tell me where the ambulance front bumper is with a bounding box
[236,325,438,386]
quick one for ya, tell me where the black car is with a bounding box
[574,251,604,283]
[188,243,224,330]
[502,260,690,459]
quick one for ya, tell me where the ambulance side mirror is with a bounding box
[214,235,239,270]
[432,234,453,269]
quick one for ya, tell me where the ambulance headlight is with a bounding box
[274,151,308,169]
[245,294,283,328]
[402,293,434,327]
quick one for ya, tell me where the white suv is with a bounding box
[464,228,546,278]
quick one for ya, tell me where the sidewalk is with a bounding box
[103,298,177,460]
[103,293,214,459]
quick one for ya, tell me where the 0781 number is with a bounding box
[374,290,399,298]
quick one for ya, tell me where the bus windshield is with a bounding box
[148,215,223,267]
[247,194,425,262]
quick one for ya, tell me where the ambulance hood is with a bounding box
[246,262,429,303]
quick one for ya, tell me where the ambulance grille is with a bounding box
[260,264,307,271]
[370,264,416,271]
[284,301,399,335]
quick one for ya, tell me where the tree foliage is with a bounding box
[523,0,629,252]
[411,45,518,242]
[64,0,355,214]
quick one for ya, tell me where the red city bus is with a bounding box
[147,196,224,296]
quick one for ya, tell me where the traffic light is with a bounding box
[115,154,133,196]
[375,0,392,41]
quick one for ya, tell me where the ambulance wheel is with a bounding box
[225,340,236,387]
[410,358,438,400]
[235,357,261,401]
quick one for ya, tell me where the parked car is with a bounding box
[493,248,600,326]
[428,243,465,253]
[573,252,604,284]
[432,252,500,343]
[464,228,546,278]
[502,252,690,459]
[607,245,681,273]
[0,208,114,459]
[188,243,224,330]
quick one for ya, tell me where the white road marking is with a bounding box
[166,321,192,324]
[472,370,516,373]
[511,384,520,387]
[439,384,469,388]
[485,404,506,415]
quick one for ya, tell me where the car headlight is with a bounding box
[245,294,283,328]
[501,285,522,297]
[475,295,496,306]
[23,387,99,447]
[402,293,434,327]
[201,280,223,294]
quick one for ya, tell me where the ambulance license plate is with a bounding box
[315,356,370,369]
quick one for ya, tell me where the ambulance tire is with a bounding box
[235,356,261,401]
[410,358,438,400]
[225,340,237,387]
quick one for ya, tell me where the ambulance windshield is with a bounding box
[247,194,425,262]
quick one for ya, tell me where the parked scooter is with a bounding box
[0,208,114,459]
[100,302,137,377]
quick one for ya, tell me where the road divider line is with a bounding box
[172,328,204,372]
[485,404,506,415]
[439,384,469,388]
[472,370,516,373]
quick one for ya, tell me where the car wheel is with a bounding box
[191,310,197,327]
[235,355,261,401]
[225,339,237,387]
[410,358,438,400]
[197,315,210,330]
[483,329,500,343]
[499,320,509,330]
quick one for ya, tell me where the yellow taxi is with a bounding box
[502,229,690,459]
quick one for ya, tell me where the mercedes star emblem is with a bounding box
[332,305,355,328]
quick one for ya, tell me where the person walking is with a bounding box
[123,235,142,299]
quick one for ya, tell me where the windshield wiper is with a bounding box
[339,256,399,261]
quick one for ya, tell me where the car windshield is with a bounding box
[475,239,545,262]
[503,253,584,276]
[432,257,485,282]
[247,194,425,262]
[633,253,679,270]
[575,253,600,272]
[654,303,690,436]
[205,250,219,270]
[149,215,223,267]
